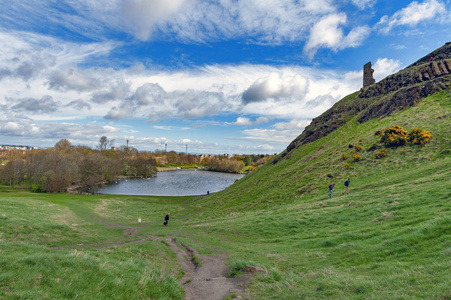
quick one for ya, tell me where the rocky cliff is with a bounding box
[274,42,451,164]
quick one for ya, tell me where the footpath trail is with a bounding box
[160,237,251,300]
[54,209,252,300]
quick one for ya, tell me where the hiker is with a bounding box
[328,183,335,198]
[342,178,351,195]
[428,56,434,62]
[163,213,170,226]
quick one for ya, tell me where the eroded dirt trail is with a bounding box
[54,210,251,300]
[161,238,251,300]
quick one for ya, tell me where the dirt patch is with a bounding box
[161,238,251,300]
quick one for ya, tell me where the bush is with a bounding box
[375,149,388,159]
[341,153,348,160]
[375,130,383,136]
[354,145,363,152]
[367,144,378,152]
[381,126,408,147]
[408,128,432,146]
[344,163,350,169]
[353,154,361,162]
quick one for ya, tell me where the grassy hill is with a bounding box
[1,46,450,299]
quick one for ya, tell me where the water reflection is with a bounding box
[98,169,245,196]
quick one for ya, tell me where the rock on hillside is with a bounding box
[274,42,451,164]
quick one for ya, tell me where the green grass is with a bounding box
[0,92,450,299]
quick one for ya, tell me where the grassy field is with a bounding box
[1,92,450,299]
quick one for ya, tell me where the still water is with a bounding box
[97,169,245,196]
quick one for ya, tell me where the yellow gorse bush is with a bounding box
[375,148,388,159]
[408,128,432,146]
[380,125,408,147]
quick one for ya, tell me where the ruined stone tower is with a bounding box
[363,61,375,88]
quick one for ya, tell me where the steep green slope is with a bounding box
[201,91,450,214]
[174,90,450,299]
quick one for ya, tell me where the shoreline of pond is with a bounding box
[96,169,245,197]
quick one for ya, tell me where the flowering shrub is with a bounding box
[344,163,350,169]
[353,154,361,162]
[408,128,432,146]
[342,153,348,160]
[375,130,383,136]
[354,145,363,152]
[381,126,408,147]
[401,148,407,154]
[375,149,388,159]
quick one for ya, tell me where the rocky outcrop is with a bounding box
[357,77,450,123]
[358,59,451,99]
[273,42,451,164]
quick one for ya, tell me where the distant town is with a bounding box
[0,145,39,151]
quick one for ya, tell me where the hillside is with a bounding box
[275,41,451,163]
[180,43,451,298]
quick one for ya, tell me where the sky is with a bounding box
[0,0,450,155]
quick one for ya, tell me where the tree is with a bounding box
[127,157,157,178]
[54,139,73,152]
[97,136,114,151]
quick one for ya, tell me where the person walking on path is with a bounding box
[342,178,351,195]
[164,213,170,226]
[328,184,335,198]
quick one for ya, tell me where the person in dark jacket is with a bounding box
[164,213,170,226]
[342,178,351,195]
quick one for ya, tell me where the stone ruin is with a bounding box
[363,61,375,88]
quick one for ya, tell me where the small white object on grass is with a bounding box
[138,218,141,223]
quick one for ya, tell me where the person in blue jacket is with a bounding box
[328,183,335,198]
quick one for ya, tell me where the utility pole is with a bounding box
[186,144,188,154]
[165,144,167,152]
[126,139,129,148]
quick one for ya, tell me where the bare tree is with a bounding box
[96,136,114,151]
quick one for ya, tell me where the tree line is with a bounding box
[0,138,157,193]
[0,137,274,193]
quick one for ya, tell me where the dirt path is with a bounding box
[160,237,251,300]
[54,211,252,299]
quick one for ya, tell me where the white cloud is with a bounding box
[377,0,447,34]
[373,58,402,81]
[118,0,338,43]
[237,119,311,145]
[119,0,189,40]
[242,72,309,103]
[304,13,370,57]
[351,0,376,10]
[233,117,253,126]
[304,13,347,57]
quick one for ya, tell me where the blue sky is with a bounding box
[0,0,450,154]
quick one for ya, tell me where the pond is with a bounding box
[97,169,245,196]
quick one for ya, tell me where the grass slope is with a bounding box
[0,92,450,299]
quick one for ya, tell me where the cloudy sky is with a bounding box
[0,0,450,154]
